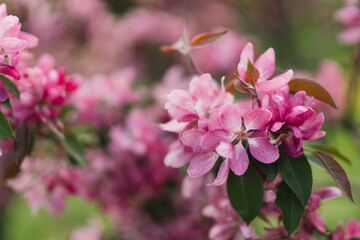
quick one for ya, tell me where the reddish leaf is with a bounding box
[225,77,236,93]
[246,60,260,86]
[288,78,337,109]
[312,150,355,203]
[160,46,178,54]
[190,30,227,47]
[310,144,351,164]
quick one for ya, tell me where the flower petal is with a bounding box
[181,129,206,152]
[164,142,193,168]
[229,143,249,175]
[187,152,218,177]
[255,47,275,80]
[255,77,287,93]
[244,109,272,131]
[209,159,229,186]
[248,137,279,163]
[313,187,342,200]
[285,106,315,126]
[237,42,254,80]
[219,104,242,132]
[216,141,234,159]
[202,129,232,150]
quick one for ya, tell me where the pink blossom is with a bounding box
[69,219,103,240]
[162,73,233,133]
[10,54,77,124]
[300,187,342,237]
[189,104,278,184]
[203,198,256,240]
[7,157,81,215]
[237,42,293,94]
[264,88,326,157]
[0,3,38,66]
[72,67,138,128]
[333,219,360,240]
[314,60,347,122]
[335,1,360,44]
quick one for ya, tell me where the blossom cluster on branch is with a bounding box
[0,1,357,240]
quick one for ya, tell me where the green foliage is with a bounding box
[253,160,278,182]
[0,110,14,139]
[63,134,87,166]
[277,147,312,207]
[227,166,263,224]
[1,98,11,109]
[0,75,20,99]
[275,181,305,236]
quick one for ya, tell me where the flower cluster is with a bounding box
[0,2,356,240]
[162,42,325,185]
[1,54,78,126]
[0,4,38,66]
[7,156,82,215]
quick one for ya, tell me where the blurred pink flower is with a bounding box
[10,54,77,124]
[314,60,347,122]
[333,219,360,240]
[335,1,360,44]
[7,157,81,215]
[0,3,38,66]
[69,219,103,240]
[72,67,138,128]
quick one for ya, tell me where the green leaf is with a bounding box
[1,98,11,109]
[312,150,355,203]
[288,78,337,109]
[62,134,87,166]
[0,110,14,139]
[226,166,263,224]
[310,144,350,164]
[275,181,305,236]
[277,147,312,207]
[253,160,278,182]
[0,75,20,99]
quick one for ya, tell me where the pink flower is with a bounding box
[72,67,138,128]
[264,89,326,157]
[314,60,347,122]
[183,104,278,185]
[0,4,38,66]
[7,157,81,215]
[301,187,342,237]
[335,1,360,44]
[203,198,256,240]
[163,73,233,133]
[237,42,293,94]
[69,219,103,240]
[333,219,360,240]
[10,54,77,124]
